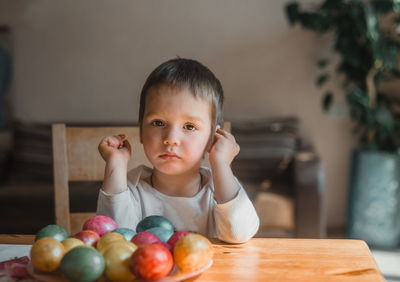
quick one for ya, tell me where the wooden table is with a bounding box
[0,236,384,281]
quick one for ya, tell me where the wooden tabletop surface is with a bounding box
[203,238,383,281]
[0,235,384,281]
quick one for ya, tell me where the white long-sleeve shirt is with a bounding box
[97,165,259,243]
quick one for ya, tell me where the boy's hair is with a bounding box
[138,58,224,135]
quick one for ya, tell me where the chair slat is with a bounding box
[66,127,150,181]
[52,124,71,233]
[70,212,97,235]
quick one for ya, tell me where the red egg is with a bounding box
[167,231,190,251]
[73,230,100,247]
[130,243,173,280]
[83,215,118,237]
[131,231,161,247]
[155,241,172,252]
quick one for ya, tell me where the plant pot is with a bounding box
[347,149,400,248]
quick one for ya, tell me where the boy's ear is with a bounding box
[206,126,217,152]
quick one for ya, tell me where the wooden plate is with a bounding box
[27,260,213,281]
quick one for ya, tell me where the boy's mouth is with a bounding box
[159,152,181,160]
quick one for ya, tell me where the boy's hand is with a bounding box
[98,134,132,165]
[208,127,240,166]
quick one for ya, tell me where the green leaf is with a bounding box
[299,12,331,32]
[364,4,380,42]
[322,92,333,112]
[317,59,329,68]
[316,74,330,87]
[321,0,344,10]
[371,0,398,13]
[285,2,300,25]
[347,88,370,107]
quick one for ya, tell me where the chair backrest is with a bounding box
[52,122,230,235]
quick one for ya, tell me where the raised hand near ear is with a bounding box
[98,134,132,165]
[208,126,240,167]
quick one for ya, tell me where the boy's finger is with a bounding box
[207,132,220,152]
[123,139,132,155]
[105,135,121,147]
[216,128,236,141]
[216,128,229,138]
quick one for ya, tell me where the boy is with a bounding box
[97,58,259,243]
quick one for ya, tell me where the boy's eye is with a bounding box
[184,124,196,131]
[151,120,164,127]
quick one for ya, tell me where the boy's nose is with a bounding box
[163,127,180,146]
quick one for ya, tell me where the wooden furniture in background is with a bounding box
[231,117,325,238]
[52,122,230,235]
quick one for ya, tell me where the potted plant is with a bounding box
[285,0,400,248]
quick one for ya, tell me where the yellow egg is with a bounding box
[99,239,137,255]
[96,232,125,253]
[61,238,85,253]
[103,243,137,281]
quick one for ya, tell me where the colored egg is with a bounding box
[31,237,65,272]
[96,232,125,253]
[130,243,173,280]
[60,246,105,282]
[103,243,136,281]
[168,231,190,251]
[131,231,161,247]
[35,224,69,242]
[73,230,100,247]
[145,226,174,242]
[61,238,85,253]
[83,215,118,237]
[112,227,136,241]
[136,215,174,233]
[173,233,213,272]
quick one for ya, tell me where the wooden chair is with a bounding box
[52,123,230,235]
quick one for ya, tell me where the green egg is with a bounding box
[136,215,174,233]
[112,227,136,241]
[60,246,105,282]
[35,224,69,242]
[145,227,174,242]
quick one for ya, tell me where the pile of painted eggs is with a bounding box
[30,215,213,281]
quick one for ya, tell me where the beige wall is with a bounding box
[0,0,356,229]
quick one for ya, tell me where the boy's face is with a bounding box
[141,84,213,176]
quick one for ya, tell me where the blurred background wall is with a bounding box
[0,0,356,231]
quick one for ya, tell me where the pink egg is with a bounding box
[167,231,190,251]
[82,215,118,237]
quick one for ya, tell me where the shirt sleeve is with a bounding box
[213,180,260,243]
[96,186,142,230]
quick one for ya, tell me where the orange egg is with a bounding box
[173,233,213,272]
[30,237,65,272]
